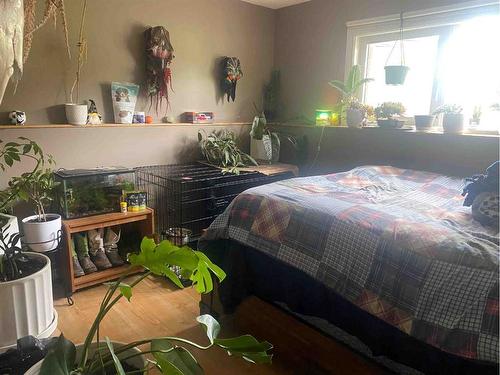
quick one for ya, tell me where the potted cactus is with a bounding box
[375,102,406,129]
[433,104,464,133]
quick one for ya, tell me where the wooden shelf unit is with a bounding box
[62,209,154,293]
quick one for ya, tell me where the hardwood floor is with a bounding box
[55,274,387,374]
[55,274,290,374]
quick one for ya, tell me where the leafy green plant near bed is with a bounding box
[198,130,257,174]
[38,237,273,374]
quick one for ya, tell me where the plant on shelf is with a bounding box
[341,97,371,128]
[29,237,273,375]
[198,130,257,174]
[250,105,280,163]
[375,102,406,129]
[263,70,282,122]
[3,141,61,253]
[433,104,464,133]
[329,65,373,127]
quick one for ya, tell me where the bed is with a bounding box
[199,165,499,374]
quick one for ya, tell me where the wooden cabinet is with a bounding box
[62,209,154,293]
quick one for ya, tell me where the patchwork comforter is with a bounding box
[202,166,499,363]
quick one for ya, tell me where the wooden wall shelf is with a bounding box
[62,209,155,293]
[0,123,251,130]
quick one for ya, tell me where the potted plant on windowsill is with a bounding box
[414,114,436,130]
[329,65,373,127]
[26,237,273,374]
[375,102,406,129]
[0,138,58,352]
[433,104,464,133]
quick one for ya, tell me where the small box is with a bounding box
[183,112,215,124]
[125,191,147,212]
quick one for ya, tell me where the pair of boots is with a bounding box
[72,227,124,277]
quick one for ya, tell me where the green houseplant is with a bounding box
[433,104,464,133]
[25,237,273,375]
[250,107,280,163]
[375,102,406,129]
[0,137,58,352]
[263,70,282,122]
[198,130,257,174]
[329,65,373,127]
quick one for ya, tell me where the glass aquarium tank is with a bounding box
[54,168,135,219]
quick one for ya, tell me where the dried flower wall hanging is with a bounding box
[145,26,174,114]
[221,56,242,102]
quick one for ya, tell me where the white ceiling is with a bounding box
[241,0,311,10]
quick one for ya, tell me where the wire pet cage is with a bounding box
[135,163,293,241]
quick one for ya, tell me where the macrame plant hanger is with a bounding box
[384,11,409,85]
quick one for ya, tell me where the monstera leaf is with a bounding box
[129,238,226,294]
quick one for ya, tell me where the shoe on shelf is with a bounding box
[104,227,124,267]
[79,255,97,274]
[88,229,112,270]
[72,256,85,277]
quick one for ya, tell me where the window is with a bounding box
[346,1,500,132]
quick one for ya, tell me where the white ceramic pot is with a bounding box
[22,214,62,252]
[346,109,364,128]
[0,253,57,353]
[0,213,20,255]
[250,135,273,162]
[25,342,146,375]
[442,113,464,133]
[65,103,88,125]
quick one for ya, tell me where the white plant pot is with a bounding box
[250,135,273,162]
[65,103,88,126]
[22,214,62,252]
[346,109,364,128]
[25,342,145,375]
[0,253,57,353]
[442,113,464,133]
[0,213,20,255]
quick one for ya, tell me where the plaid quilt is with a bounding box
[201,166,499,363]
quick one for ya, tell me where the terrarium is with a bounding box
[54,168,135,219]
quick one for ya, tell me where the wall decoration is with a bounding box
[8,110,26,125]
[111,82,139,124]
[145,26,174,114]
[0,0,23,106]
[221,57,243,102]
[87,99,102,125]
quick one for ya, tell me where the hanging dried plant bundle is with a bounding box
[23,0,71,63]
[145,26,174,114]
[69,0,87,104]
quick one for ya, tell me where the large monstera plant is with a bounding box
[39,238,273,375]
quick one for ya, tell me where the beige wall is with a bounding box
[274,0,476,120]
[0,0,275,124]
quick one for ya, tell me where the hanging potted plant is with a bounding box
[65,0,90,125]
[329,65,373,127]
[384,12,409,85]
[0,138,58,352]
[433,104,464,133]
[25,237,273,374]
[375,102,406,128]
